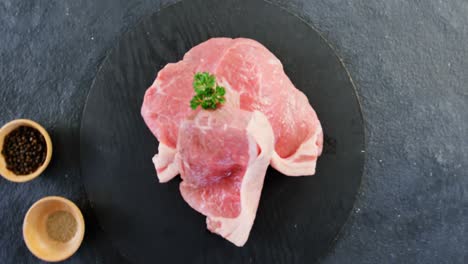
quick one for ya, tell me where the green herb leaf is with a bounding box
[190,98,200,110]
[216,86,226,96]
[190,72,227,110]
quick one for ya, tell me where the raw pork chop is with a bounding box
[141,38,323,181]
[177,106,274,246]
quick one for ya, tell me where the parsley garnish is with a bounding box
[190,72,226,110]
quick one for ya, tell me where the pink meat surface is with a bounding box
[177,107,274,246]
[141,38,323,180]
[141,38,324,246]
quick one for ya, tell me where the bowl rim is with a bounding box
[0,119,53,182]
[23,196,86,262]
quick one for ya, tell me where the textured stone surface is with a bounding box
[0,0,466,263]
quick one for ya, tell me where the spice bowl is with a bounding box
[23,196,85,262]
[0,119,52,182]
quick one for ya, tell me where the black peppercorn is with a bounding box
[1,126,47,175]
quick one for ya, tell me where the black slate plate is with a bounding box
[80,0,365,263]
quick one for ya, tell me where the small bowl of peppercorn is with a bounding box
[0,119,52,182]
[23,196,85,262]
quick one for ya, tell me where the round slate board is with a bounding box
[80,0,365,263]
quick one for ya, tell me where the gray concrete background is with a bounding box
[0,0,467,263]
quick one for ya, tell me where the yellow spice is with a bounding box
[46,211,77,243]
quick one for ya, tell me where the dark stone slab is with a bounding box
[0,0,467,263]
[80,0,364,263]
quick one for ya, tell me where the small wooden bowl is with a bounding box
[0,119,53,182]
[23,196,85,262]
